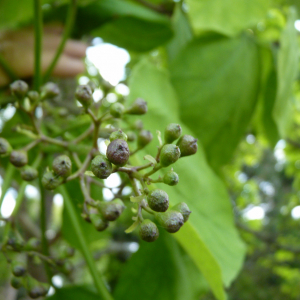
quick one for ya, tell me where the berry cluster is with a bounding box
[0,79,198,296]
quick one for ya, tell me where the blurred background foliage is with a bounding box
[0,0,300,299]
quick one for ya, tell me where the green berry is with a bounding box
[42,171,63,190]
[159,144,180,167]
[90,213,109,231]
[0,137,12,155]
[41,82,60,99]
[91,155,112,179]
[25,238,41,251]
[62,260,74,275]
[10,150,28,167]
[75,84,93,107]
[52,155,72,177]
[11,276,23,289]
[155,210,184,233]
[172,202,191,222]
[139,219,159,242]
[164,123,182,143]
[10,80,28,99]
[12,261,26,277]
[126,131,136,142]
[177,135,198,157]
[137,130,153,148]
[147,189,169,212]
[7,237,24,251]
[28,285,48,299]
[27,91,40,103]
[110,102,125,118]
[125,98,147,115]
[20,166,38,181]
[110,130,127,142]
[106,139,130,166]
[98,199,125,221]
[163,171,179,186]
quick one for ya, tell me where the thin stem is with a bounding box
[0,54,18,81]
[135,162,153,171]
[21,138,41,151]
[59,186,113,300]
[33,0,43,90]
[73,124,94,144]
[67,152,92,181]
[143,164,162,178]
[43,0,77,81]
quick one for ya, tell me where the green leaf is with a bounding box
[114,233,198,300]
[169,34,261,169]
[128,59,246,298]
[47,285,99,300]
[185,0,270,36]
[273,7,298,137]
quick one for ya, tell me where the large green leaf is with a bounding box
[47,286,98,300]
[273,7,298,137]
[128,59,246,298]
[114,233,201,300]
[185,0,270,36]
[169,34,260,169]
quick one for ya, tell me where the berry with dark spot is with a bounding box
[177,135,198,157]
[91,155,112,179]
[147,189,169,212]
[52,155,72,177]
[106,139,130,166]
[10,150,28,167]
[139,219,159,242]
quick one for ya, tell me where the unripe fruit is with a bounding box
[125,98,147,115]
[20,166,38,181]
[27,91,39,103]
[62,260,74,275]
[42,171,63,190]
[137,130,153,148]
[110,102,125,118]
[126,131,136,142]
[172,202,191,222]
[155,210,184,233]
[0,137,12,155]
[52,155,72,177]
[164,123,182,143]
[110,130,127,142]
[139,219,159,242]
[7,237,24,251]
[177,135,198,157]
[98,199,125,221]
[10,150,28,167]
[159,144,180,167]
[25,238,41,251]
[41,82,60,99]
[90,214,109,231]
[28,285,48,299]
[12,261,26,277]
[10,80,28,99]
[163,170,179,186]
[147,189,169,212]
[11,276,23,289]
[91,155,112,179]
[106,139,130,166]
[75,84,93,107]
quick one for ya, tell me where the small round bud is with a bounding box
[155,210,184,233]
[62,260,74,275]
[75,84,93,107]
[137,130,153,148]
[125,98,147,115]
[90,214,109,231]
[110,102,125,118]
[110,130,127,142]
[41,82,60,99]
[12,261,26,277]
[28,285,48,299]
[163,171,179,186]
[91,155,112,179]
[0,137,12,155]
[10,80,28,99]
[7,237,24,251]
[133,120,143,130]
[25,238,41,251]
[172,202,191,222]
[139,219,159,242]
[159,144,180,167]
[20,166,38,181]
[52,155,72,177]
[147,189,169,212]
[126,131,136,142]
[98,199,125,221]
[10,150,28,167]
[27,91,40,103]
[11,276,23,289]
[177,135,198,157]
[106,139,130,166]
[164,123,182,143]
[42,171,63,190]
